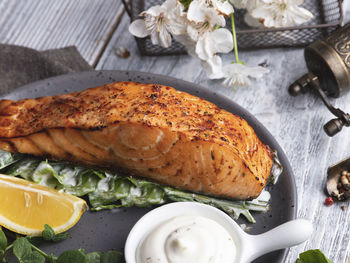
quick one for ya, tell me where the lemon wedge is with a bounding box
[0,174,87,236]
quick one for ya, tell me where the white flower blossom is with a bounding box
[221,63,269,87]
[251,0,314,28]
[128,0,186,48]
[244,13,263,28]
[185,0,234,64]
[128,0,284,87]
[201,55,225,79]
[162,0,187,35]
[229,0,262,27]
[175,29,229,80]
[229,0,259,11]
[210,0,234,15]
[195,28,233,61]
[187,0,227,41]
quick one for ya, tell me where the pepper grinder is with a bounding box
[288,23,350,137]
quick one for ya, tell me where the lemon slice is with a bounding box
[0,174,87,236]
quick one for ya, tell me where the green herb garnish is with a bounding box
[42,225,70,243]
[0,225,123,263]
[296,249,333,263]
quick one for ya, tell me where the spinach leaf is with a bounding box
[5,158,40,180]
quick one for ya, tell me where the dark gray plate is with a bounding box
[2,70,297,263]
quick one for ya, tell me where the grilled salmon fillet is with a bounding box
[0,81,273,200]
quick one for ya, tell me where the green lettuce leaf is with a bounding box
[5,158,40,180]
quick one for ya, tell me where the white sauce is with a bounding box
[137,215,236,263]
[97,177,111,191]
[62,172,78,186]
[249,190,271,205]
[130,187,142,197]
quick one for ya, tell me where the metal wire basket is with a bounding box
[122,0,343,56]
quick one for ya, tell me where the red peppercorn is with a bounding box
[325,197,334,206]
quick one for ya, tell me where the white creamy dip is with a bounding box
[137,215,236,263]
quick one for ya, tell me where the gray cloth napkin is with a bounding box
[0,44,92,95]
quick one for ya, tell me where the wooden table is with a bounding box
[1,1,349,262]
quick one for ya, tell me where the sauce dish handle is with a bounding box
[244,219,313,262]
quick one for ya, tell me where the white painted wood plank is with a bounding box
[0,0,125,65]
[97,14,350,262]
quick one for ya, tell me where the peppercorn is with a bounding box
[335,170,350,200]
[341,174,350,190]
[325,197,334,206]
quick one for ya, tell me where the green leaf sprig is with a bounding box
[42,225,70,243]
[0,225,123,263]
[296,249,333,263]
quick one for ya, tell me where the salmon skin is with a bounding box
[0,81,273,200]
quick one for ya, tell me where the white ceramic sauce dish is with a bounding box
[124,202,313,263]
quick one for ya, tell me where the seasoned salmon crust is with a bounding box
[0,81,273,200]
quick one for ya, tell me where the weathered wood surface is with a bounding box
[0,0,125,66]
[1,0,350,262]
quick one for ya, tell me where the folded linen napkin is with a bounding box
[0,44,92,95]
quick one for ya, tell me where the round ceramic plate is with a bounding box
[2,70,297,263]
